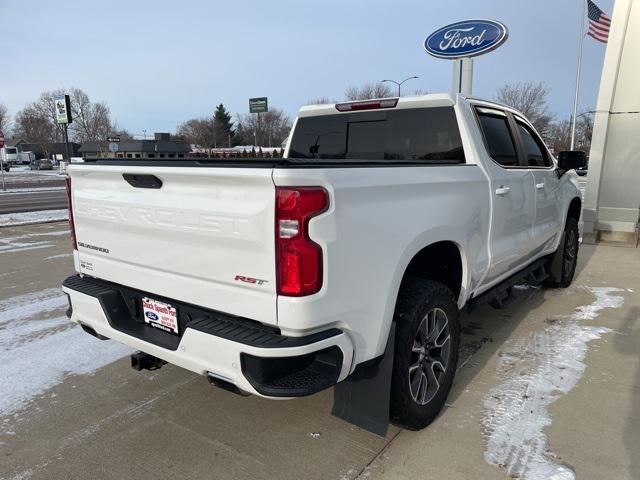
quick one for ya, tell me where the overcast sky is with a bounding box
[1,0,614,136]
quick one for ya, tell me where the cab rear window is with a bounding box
[288,107,465,163]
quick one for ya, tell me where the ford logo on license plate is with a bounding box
[424,19,508,59]
[145,311,159,321]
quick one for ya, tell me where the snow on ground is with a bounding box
[481,287,625,480]
[0,228,70,255]
[0,167,63,184]
[0,187,66,194]
[0,209,68,228]
[0,288,131,417]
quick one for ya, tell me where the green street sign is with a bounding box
[249,97,268,114]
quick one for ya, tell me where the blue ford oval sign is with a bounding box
[424,20,508,59]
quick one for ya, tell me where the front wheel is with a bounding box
[545,217,579,288]
[390,278,460,430]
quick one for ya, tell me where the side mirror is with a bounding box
[558,150,587,173]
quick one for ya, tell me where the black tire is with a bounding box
[390,278,460,430]
[545,217,579,288]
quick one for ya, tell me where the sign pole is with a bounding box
[249,97,268,148]
[0,130,5,192]
[63,124,71,161]
[257,112,261,147]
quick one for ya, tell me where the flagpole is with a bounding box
[570,0,587,150]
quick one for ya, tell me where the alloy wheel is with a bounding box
[408,307,452,405]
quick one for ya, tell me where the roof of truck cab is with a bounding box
[297,93,458,118]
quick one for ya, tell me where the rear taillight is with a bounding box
[335,98,398,112]
[275,187,328,296]
[65,176,77,250]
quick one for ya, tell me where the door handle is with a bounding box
[495,186,511,196]
[536,182,545,190]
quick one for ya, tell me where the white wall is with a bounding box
[583,0,640,242]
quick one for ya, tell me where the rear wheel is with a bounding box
[390,278,460,430]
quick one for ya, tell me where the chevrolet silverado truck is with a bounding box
[62,94,582,433]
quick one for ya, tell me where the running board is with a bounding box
[469,258,549,311]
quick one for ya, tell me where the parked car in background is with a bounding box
[63,93,583,432]
[30,158,53,170]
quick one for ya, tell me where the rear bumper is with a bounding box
[62,275,354,398]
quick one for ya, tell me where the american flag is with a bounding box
[587,0,611,43]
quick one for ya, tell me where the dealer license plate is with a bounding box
[142,297,178,335]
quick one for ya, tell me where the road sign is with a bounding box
[107,136,120,142]
[0,130,4,148]
[249,97,268,114]
[54,94,73,124]
[108,142,119,153]
[424,20,508,59]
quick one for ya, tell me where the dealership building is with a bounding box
[583,0,640,246]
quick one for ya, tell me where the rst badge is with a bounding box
[424,19,508,59]
[234,275,268,286]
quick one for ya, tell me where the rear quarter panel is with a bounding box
[273,165,491,366]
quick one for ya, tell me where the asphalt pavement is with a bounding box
[0,190,67,214]
[0,222,638,480]
[0,168,67,214]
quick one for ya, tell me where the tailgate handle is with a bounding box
[123,173,163,189]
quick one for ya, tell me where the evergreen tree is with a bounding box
[213,103,235,147]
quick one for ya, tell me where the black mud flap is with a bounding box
[332,323,395,437]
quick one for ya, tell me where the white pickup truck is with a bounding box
[62,94,582,433]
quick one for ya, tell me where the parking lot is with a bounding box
[0,221,637,480]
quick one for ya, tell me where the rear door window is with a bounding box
[288,107,465,163]
[476,111,519,167]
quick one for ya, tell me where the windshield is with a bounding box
[288,107,465,163]
[5,148,17,154]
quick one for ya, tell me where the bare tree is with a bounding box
[0,103,11,134]
[548,119,572,153]
[235,109,292,147]
[344,82,394,101]
[548,111,593,154]
[306,97,335,105]
[20,88,116,144]
[176,118,215,147]
[13,104,58,157]
[495,82,553,135]
[68,88,113,142]
[110,127,134,140]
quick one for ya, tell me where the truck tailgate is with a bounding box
[69,164,277,325]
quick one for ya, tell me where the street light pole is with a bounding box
[381,76,419,97]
